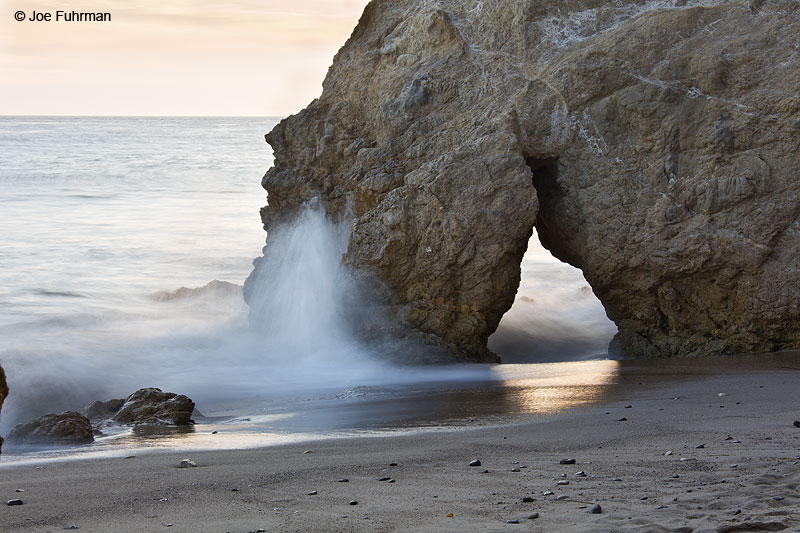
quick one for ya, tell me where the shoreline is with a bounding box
[1,353,799,531]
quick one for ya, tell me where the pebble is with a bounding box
[773,496,784,501]
[618,417,628,422]
[559,458,576,465]
[469,459,482,467]
[696,444,705,449]
[178,459,197,468]
[446,513,453,518]
[556,495,568,501]
[302,450,313,454]
[640,496,648,500]
[731,464,738,468]
[349,500,358,505]
[389,462,398,466]
[65,526,79,530]
[625,405,632,409]
[506,519,520,524]
[522,496,534,503]
[718,392,727,397]
[612,478,622,482]
[481,470,489,474]
[15,489,24,493]
[211,430,218,434]
[665,451,673,456]
[337,479,349,483]
[511,461,519,464]
[793,421,800,428]
[672,474,680,478]
[576,471,586,477]
[657,505,668,510]
[307,491,317,496]
[557,480,569,486]
[511,468,521,472]
[527,512,539,519]
[388,479,395,483]
[588,504,602,514]
[231,488,239,492]
[378,477,391,481]
[543,491,554,496]
[7,499,23,506]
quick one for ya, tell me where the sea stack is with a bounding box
[247,0,800,361]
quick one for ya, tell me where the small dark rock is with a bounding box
[772,496,784,501]
[696,444,705,449]
[7,499,23,506]
[588,504,602,514]
[793,421,800,428]
[378,477,391,481]
[617,417,628,421]
[511,468,521,472]
[388,479,395,483]
[522,496,534,503]
[349,500,358,505]
[389,462,398,466]
[527,512,539,519]
[82,398,125,423]
[211,431,218,434]
[337,479,349,483]
[559,458,576,465]
[506,519,519,524]
[481,469,489,473]
[307,491,317,496]
[469,459,481,467]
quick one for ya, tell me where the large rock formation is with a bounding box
[113,388,195,425]
[0,365,7,452]
[7,411,94,445]
[249,0,800,360]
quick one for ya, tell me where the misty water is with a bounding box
[0,117,616,463]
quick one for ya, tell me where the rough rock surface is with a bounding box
[248,0,800,360]
[0,365,7,452]
[82,398,125,424]
[113,388,195,425]
[7,411,94,445]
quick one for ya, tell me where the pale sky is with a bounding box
[0,0,370,116]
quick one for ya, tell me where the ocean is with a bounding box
[0,116,616,463]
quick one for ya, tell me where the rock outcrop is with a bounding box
[7,411,94,445]
[82,398,125,424]
[0,365,7,453]
[113,388,195,425]
[248,0,800,360]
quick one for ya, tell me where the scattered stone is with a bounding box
[625,405,632,409]
[543,491,554,496]
[556,495,568,501]
[511,468,521,472]
[303,450,313,454]
[446,513,453,518]
[612,478,622,482]
[557,480,569,486]
[560,459,576,465]
[511,461,519,464]
[527,512,539,519]
[657,505,668,510]
[618,417,628,422]
[469,459,481,467]
[696,444,705,449]
[575,471,586,477]
[481,469,489,474]
[7,499,23,506]
[734,509,742,515]
[522,496,534,503]
[307,491,317,496]
[718,392,727,397]
[665,451,673,456]
[337,479,349,483]
[64,526,79,530]
[15,489,24,492]
[731,464,738,468]
[388,479,395,483]
[506,519,520,524]
[211,431,218,434]
[8,412,94,445]
[178,459,197,468]
[772,496,784,501]
[389,462,398,466]
[793,421,800,428]
[231,488,239,492]
[349,500,358,505]
[589,504,602,514]
[672,475,680,478]
[640,496,648,500]
[732,440,742,444]
[378,477,391,481]
[123,456,136,460]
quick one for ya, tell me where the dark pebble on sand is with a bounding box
[618,417,627,421]
[511,468,521,472]
[527,512,539,519]
[338,479,349,483]
[469,459,481,467]
[7,499,23,506]
[793,421,800,428]
[657,505,668,510]
[506,519,520,524]
[64,526,79,530]
[307,491,318,496]
[15,489,24,493]
[773,496,784,501]
[522,497,534,502]
[589,504,602,514]
[388,479,395,483]
[231,488,239,492]
[640,496,648,500]
[625,405,632,408]
[696,444,705,449]
[481,469,489,473]
[211,431,218,434]
[349,500,358,505]
[379,477,391,481]
[576,471,586,477]
[389,462,398,466]
[560,459,576,465]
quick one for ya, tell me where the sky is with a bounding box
[0,0,370,116]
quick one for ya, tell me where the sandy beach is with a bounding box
[1,352,799,532]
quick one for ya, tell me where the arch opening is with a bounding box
[487,156,617,363]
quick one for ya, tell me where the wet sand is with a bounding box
[1,352,799,532]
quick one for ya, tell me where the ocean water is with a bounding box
[0,116,616,460]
